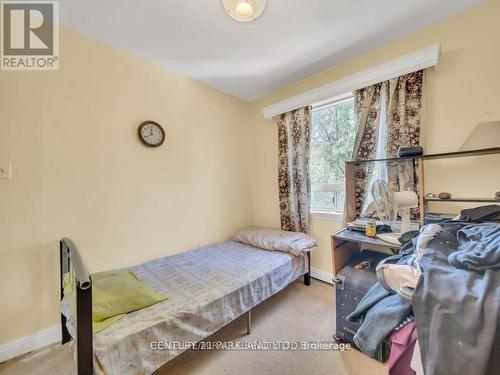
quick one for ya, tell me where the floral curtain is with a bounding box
[386,70,423,158]
[350,70,424,218]
[276,106,312,233]
[386,70,424,218]
[351,84,382,217]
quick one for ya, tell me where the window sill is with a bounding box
[310,210,343,222]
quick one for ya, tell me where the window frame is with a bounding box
[309,93,354,221]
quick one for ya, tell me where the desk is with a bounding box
[331,229,401,275]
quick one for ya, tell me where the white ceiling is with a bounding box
[60,0,486,101]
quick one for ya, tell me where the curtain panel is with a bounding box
[351,84,383,216]
[350,70,424,218]
[276,106,312,234]
[387,70,424,219]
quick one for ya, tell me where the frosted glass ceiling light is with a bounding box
[236,2,254,17]
[223,0,267,23]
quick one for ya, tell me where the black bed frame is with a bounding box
[59,238,311,375]
[60,238,93,375]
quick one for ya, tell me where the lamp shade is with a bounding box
[461,121,500,150]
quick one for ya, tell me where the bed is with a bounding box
[60,238,310,375]
[346,205,500,375]
[411,220,500,375]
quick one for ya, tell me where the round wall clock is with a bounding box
[138,121,165,147]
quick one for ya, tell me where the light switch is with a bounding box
[0,162,12,179]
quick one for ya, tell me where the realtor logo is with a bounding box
[1,1,59,70]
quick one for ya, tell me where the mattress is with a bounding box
[68,240,308,375]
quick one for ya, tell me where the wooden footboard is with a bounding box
[60,238,93,375]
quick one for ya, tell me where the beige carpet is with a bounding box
[0,280,387,375]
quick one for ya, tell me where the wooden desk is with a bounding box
[331,229,401,275]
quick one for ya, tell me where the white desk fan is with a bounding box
[371,180,418,245]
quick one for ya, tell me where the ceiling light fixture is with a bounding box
[236,2,254,17]
[222,0,267,23]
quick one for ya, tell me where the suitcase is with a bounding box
[333,250,389,349]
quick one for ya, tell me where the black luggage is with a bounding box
[333,250,389,348]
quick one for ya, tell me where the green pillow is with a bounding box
[63,269,167,333]
[91,270,167,332]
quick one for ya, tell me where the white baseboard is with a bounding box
[0,325,60,364]
[310,267,334,285]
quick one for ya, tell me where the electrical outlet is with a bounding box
[0,162,12,179]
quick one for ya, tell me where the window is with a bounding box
[310,96,356,216]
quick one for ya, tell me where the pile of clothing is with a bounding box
[347,205,500,375]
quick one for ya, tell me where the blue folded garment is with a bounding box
[448,223,500,271]
[347,248,415,361]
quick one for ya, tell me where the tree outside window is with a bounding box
[310,97,356,212]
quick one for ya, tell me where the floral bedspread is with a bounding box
[65,240,308,375]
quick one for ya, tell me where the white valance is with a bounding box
[262,43,440,119]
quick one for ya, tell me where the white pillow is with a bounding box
[232,226,317,256]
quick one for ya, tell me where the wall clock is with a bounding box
[138,121,165,147]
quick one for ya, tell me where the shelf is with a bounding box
[346,147,500,165]
[333,228,401,248]
[425,197,500,203]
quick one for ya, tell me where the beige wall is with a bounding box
[0,28,254,345]
[2,0,500,348]
[249,0,500,274]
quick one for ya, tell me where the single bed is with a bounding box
[60,238,310,375]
